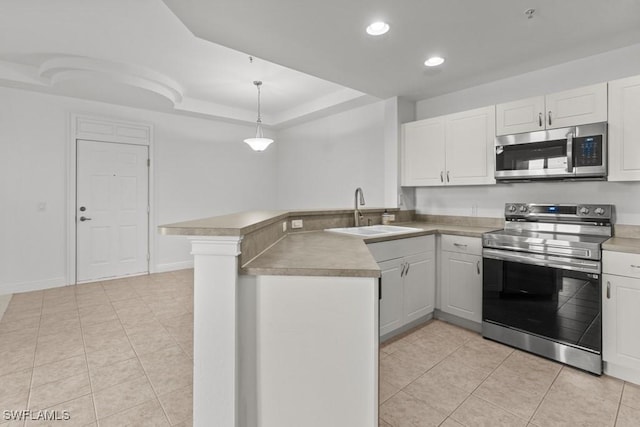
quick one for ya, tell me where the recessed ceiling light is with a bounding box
[366,21,390,36]
[424,56,445,67]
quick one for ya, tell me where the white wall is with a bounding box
[416,181,640,225]
[0,87,278,294]
[416,43,640,120]
[275,101,386,209]
[413,42,640,225]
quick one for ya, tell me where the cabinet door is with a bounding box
[545,82,607,129]
[378,259,404,336]
[608,75,640,181]
[496,96,545,136]
[440,251,483,323]
[603,274,640,371]
[445,106,496,186]
[401,118,446,186]
[403,251,436,324]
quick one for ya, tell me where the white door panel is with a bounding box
[77,140,148,282]
[379,259,404,336]
[545,83,607,129]
[496,96,545,136]
[401,118,446,186]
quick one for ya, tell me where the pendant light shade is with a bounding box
[244,80,274,151]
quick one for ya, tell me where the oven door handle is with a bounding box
[482,248,601,274]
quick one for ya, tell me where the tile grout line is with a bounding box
[383,326,479,426]
[23,290,45,427]
[76,281,106,426]
[613,382,626,426]
[446,342,516,426]
[111,278,177,426]
[527,364,565,426]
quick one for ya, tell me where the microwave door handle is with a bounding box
[566,132,574,173]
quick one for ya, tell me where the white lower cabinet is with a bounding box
[378,258,404,335]
[603,250,640,383]
[439,235,483,323]
[368,235,435,338]
[403,253,436,323]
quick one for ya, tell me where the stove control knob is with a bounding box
[519,205,528,213]
[507,205,517,213]
[579,207,590,215]
[595,207,605,215]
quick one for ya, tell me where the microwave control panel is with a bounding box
[575,135,603,167]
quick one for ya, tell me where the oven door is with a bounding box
[482,248,601,353]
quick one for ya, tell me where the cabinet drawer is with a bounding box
[367,235,435,262]
[603,251,640,279]
[441,234,482,256]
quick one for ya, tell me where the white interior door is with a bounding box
[76,139,149,282]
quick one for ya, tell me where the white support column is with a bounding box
[189,236,243,427]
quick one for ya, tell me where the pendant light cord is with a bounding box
[256,81,262,124]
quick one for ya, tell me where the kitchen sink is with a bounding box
[325,225,423,237]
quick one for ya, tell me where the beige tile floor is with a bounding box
[2,270,639,427]
[0,270,193,427]
[380,320,640,427]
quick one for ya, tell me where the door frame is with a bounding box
[67,114,155,285]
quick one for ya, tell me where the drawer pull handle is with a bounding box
[477,260,480,275]
[607,281,611,299]
[406,263,410,275]
[400,263,406,277]
[440,171,444,183]
[453,243,468,248]
[631,265,640,269]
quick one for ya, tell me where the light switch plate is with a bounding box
[291,219,303,229]
[282,221,287,232]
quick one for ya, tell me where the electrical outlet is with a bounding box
[282,221,287,232]
[291,219,303,229]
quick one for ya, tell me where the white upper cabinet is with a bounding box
[401,117,446,186]
[545,83,608,128]
[608,74,640,181]
[496,96,545,135]
[496,83,608,136]
[401,105,495,187]
[445,106,496,186]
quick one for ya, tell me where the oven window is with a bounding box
[496,139,567,172]
[483,258,601,352]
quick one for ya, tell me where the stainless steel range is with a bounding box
[482,203,613,374]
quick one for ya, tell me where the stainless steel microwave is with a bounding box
[495,122,607,181]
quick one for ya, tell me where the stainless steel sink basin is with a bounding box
[325,225,422,237]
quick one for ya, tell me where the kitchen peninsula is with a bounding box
[159,209,499,427]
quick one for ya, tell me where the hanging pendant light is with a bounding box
[244,80,274,151]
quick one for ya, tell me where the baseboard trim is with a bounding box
[154,260,194,273]
[380,313,433,343]
[0,276,68,295]
[604,361,640,386]
[434,309,482,333]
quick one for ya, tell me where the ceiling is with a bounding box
[2,1,640,127]
[164,0,640,101]
[0,0,369,127]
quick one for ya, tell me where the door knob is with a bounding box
[79,216,92,222]
[79,206,86,212]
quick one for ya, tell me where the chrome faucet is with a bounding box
[354,187,366,226]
